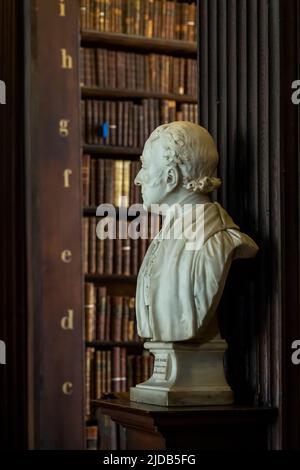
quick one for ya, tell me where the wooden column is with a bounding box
[25,0,84,449]
[279,0,300,451]
[198,0,300,449]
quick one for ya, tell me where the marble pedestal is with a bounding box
[130,338,234,407]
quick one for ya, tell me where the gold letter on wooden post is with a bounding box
[59,0,66,17]
[61,310,74,330]
[64,169,72,188]
[61,49,73,69]
[59,119,70,137]
[62,382,73,395]
[61,250,72,263]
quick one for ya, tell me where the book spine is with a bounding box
[85,283,96,341]
[112,347,121,392]
[121,347,127,391]
[112,296,123,342]
[122,297,129,341]
[90,158,97,206]
[82,154,91,207]
[95,350,102,399]
[96,237,104,275]
[114,160,123,207]
[105,296,111,340]
[114,221,123,275]
[107,350,112,393]
[122,161,131,208]
[85,347,94,419]
[86,425,98,451]
[82,218,89,274]
[96,286,107,340]
[102,350,107,394]
[97,159,105,205]
[88,217,97,274]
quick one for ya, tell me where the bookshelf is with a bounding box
[82,144,142,156]
[85,274,137,283]
[80,0,198,450]
[25,0,198,450]
[82,87,197,103]
[87,341,142,348]
[81,30,197,55]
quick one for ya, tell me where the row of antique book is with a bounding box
[81,48,197,97]
[85,284,140,342]
[82,99,198,147]
[85,347,154,419]
[86,426,98,451]
[83,218,161,275]
[80,0,197,42]
[82,156,142,208]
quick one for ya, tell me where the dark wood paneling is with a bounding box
[279,0,300,450]
[198,0,208,126]
[217,0,228,206]
[208,0,218,141]
[268,0,281,449]
[87,341,143,348]
[198,0,289,449]
[257,0,271,411]
[226,0,237,216]
[0,0,27,450]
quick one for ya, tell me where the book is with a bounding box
[80,0,197,41]
[80,0,197,436]
[81,48,197,96]
[86,425,98,450]
[82,99,198,147]
[85,286,142,342]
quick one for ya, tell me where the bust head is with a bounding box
[134,121,222,210]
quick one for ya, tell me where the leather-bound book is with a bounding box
[85,283,96,342]
[82,154,91,207]
[96,286,107,340]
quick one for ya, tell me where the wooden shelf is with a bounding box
[82,144,142,157]
[85,274,137,283]
[86,340,143,348]
[81,30,197,57]
[83,207,142,219]
[83,207,97,217]
[81,86,197,104]
[95,395,277,450]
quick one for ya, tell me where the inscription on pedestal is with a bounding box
[153,353,169,381]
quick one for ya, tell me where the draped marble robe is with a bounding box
[136,198,258,342]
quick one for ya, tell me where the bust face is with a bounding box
[135,137,171,210]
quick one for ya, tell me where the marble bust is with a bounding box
[134,121,258,342]
[131,121,259,406]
